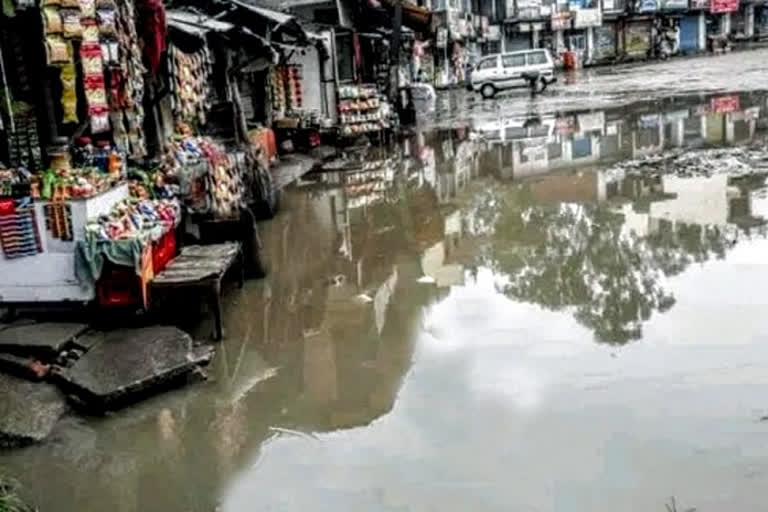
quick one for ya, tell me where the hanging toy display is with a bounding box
[284,65,302,111]
[168,44,212,124]
[270,67,286,119]
[103,0,147,157]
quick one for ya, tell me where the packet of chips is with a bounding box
[60,61,78,123]
[61,9,83,39]
[42,7,63,34]
[45,36,70,65]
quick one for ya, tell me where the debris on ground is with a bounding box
[609,144,768,178]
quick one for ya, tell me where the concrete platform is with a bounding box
[0,373,67,447]
[57,326,205,409]
[0,322,88,359]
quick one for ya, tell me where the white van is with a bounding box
[471,49,556,99]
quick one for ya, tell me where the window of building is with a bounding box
[336,33,355,82]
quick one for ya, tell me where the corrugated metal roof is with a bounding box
[230,0,296,25]
[167,10,236,36]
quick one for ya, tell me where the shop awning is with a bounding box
[225,0,311,43]
[167,10,236,38]
[167,10,279,59]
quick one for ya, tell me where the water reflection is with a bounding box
[1,90,768,511]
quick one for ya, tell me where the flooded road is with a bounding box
[429,48,768,126]
[3,87,768,510]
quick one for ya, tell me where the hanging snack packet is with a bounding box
[97,8,116,35]
[79,0,95,17]
[42,7,63,34]
[80,42,104,74]
[60,60,79,123]
[90,107,110,133]
[45,36,70,65]
[61,9,83,39]
[82,19,100,42]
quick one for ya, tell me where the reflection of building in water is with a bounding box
[475,92,767,180]
[618,174,768,238]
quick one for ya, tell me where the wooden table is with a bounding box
[151,243,243,340]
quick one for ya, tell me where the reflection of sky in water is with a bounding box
[225,237,768,512]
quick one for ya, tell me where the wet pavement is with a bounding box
[3,56,768,511]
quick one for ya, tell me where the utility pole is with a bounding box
[390,2,403,103]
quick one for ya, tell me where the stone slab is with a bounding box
[0,373,67,447]
[58,326,203,409]
[0,322,88,359]
[69,330,105,352]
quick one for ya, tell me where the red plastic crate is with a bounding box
[152,230,177,273]
[97,265,141,308]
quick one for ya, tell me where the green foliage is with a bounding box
[0,476,37,512]
[470,181,732,345]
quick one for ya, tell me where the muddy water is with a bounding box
[3,90,768,511]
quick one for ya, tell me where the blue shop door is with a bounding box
[680,16,700,54]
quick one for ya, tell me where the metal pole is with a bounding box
[390,2,403,102]
[0,40,15,132]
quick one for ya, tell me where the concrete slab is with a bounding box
[0,322,88,359]
[0,373,67,447]
[69,330,105,352]
[58,326,204,409]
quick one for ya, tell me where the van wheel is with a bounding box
[481,84,496,99]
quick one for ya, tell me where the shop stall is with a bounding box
[337,84,392,138]
[0,0,181,305]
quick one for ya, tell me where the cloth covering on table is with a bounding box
[74,222,168,287]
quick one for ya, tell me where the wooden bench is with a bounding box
[151,242,243,340]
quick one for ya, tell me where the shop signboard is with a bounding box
[661,0,687,8]
[711,0,738,12]
[573,8,602,28]
[625,22,651,55]
[638,114,661,128]
[594,24,617,59]
[711,94,740,113]
[637,0,659,12]
[551,11,572,30]
[577,112,605,133]
[487,24,501,40]
[516,0,544,19]
[604,0,616,9]
[437,27,448,48]
[691,0,710,8]
[663,110,690,122]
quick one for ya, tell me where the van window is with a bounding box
[502,54,525,68]
[477,57,497,70]
[526,51,548,65]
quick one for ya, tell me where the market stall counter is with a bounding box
[0,183,129,303]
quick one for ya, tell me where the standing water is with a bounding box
[3,90,768,512]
